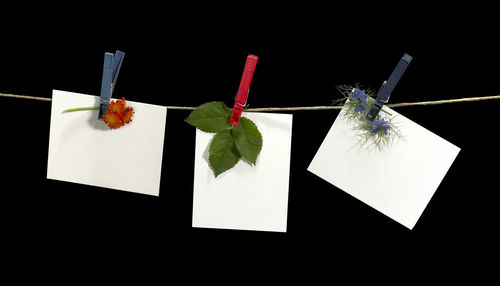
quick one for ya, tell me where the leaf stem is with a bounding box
[380,108,393,116]
[63,106,99,113]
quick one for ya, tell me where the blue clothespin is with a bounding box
[366,53,412,121]
[98,50,125,120]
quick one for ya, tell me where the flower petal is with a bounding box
[122,106,134,124]
[108,98,126,113]
[103,111,124,129]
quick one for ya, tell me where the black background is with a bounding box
[1,3,498,274]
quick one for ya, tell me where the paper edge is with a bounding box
[191,112,293,233]
[306,104,462,230]
[46,89,167,197]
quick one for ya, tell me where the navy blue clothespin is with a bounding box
[366,53,412,122]
[98,50,125,120]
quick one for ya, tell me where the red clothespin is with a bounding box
[229,54,259,126]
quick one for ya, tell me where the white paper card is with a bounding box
[308,106,460,229]
[192,112,293,232]
[47,90,167,196]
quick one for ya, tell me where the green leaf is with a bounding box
[209,129,242,177]
[232,117,263,165]
[185,101,232,133]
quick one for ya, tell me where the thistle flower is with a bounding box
[336,85,402,151]
[348,89,369,113]
[348,89,367,103]
[355,102,368,113]
[370,119,391,135]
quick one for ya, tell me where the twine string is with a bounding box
[2,92,500,111]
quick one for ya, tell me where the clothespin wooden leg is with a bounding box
[230,54,258,126]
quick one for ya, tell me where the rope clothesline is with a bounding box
[2,92,500,111]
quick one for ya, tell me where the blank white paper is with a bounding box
[47,90,167,196]
[192,112,293,232]
[308,105,460,229]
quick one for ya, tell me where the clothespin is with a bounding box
[366,53,412,121]
[229,54,259,126]
[98,50,125,120]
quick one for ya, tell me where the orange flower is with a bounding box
[103,111,124,129]
[122,106,134,124]
[108,97,126,113]
[103,98,134,129]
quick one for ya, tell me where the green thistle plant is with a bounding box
[335,85,403,151]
